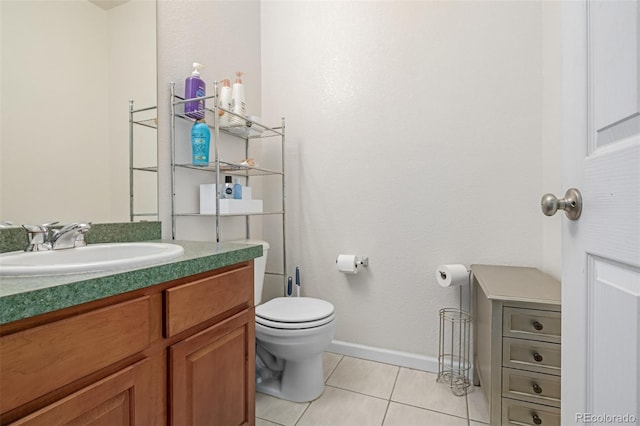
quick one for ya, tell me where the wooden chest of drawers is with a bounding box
[471,265,561,426]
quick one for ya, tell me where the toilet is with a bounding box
[239,239,336,403]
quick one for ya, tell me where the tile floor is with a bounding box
[256,352,489,426]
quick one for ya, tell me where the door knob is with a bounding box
[541,188,582,220]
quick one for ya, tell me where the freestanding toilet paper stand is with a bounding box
[436,266,472,396]
[437,306,472,396]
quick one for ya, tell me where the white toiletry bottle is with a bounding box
[219,79,232,126]
[231,71,246,122]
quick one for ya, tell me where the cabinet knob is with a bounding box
[532,413,543,425]
[533,352,544,362]
[532,320,544,331]
[532,383,543,394]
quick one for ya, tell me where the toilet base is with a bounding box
[256,354,325,402]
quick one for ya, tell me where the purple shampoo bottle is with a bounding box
[185,63,206,119]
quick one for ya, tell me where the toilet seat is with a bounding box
[256,313,335,330]
[256,297,335,330]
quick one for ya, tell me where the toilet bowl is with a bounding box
[255,297,335,402]
[232,239,336,402]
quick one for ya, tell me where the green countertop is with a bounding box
[0,240,262,325]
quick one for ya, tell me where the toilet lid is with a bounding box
[256,297,334,323]
[255,312,335,330]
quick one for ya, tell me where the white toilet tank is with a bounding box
[230,239,269,305]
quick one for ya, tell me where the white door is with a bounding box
[561,0,640,425]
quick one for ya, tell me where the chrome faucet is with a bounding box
[51,223,91,250]
[22,221,58,251]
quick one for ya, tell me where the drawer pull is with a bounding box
[532,352,544,362]
[533,320,544,331]
[532,383,543,394]
[532,413,542,425]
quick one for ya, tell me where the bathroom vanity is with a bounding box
[0,240,261,426]
[471,265,561,426]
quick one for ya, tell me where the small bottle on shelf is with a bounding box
[231,71,246,124]
[219,79,232,126]
[222,176,234,199]
[233,178,242,199]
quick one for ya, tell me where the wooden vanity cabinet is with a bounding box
[0,260,255,426]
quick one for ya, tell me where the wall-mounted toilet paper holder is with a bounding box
[336,255,369,274]
[335,255,369,267]
[356,256,369,267]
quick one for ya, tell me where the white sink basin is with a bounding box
[0,243,184,277]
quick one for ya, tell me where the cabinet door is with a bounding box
[11,358,151,426]
[170,308,255,426]
[1,297,151,414]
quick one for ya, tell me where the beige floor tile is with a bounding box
[323,352,343,382]
[255,392,309,426]
[391,368,468,418]
[256,418,283,426]
[383,402,469,426]
[470,422,488,426]
[326,356,399,399]
[466,386,489,423]
[297,386,389,426]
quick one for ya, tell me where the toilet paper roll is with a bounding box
[337,255,359,274]
[436,264,468,288]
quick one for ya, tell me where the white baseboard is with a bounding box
[327,340,440,373]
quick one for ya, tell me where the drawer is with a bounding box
[165,263,253,337]
[502,367,560,408]
[503,307,561,343]
[502,398,560,426]
[503,338,561,375]
[1,297,151,413]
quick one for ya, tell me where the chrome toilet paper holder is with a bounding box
[336,254,370,274]
[356,256,369,267]
[335,256,369,266]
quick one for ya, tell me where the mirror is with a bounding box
[0,0,157,225]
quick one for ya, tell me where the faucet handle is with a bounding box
[22,221,58,251]
[22,221,58,233]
